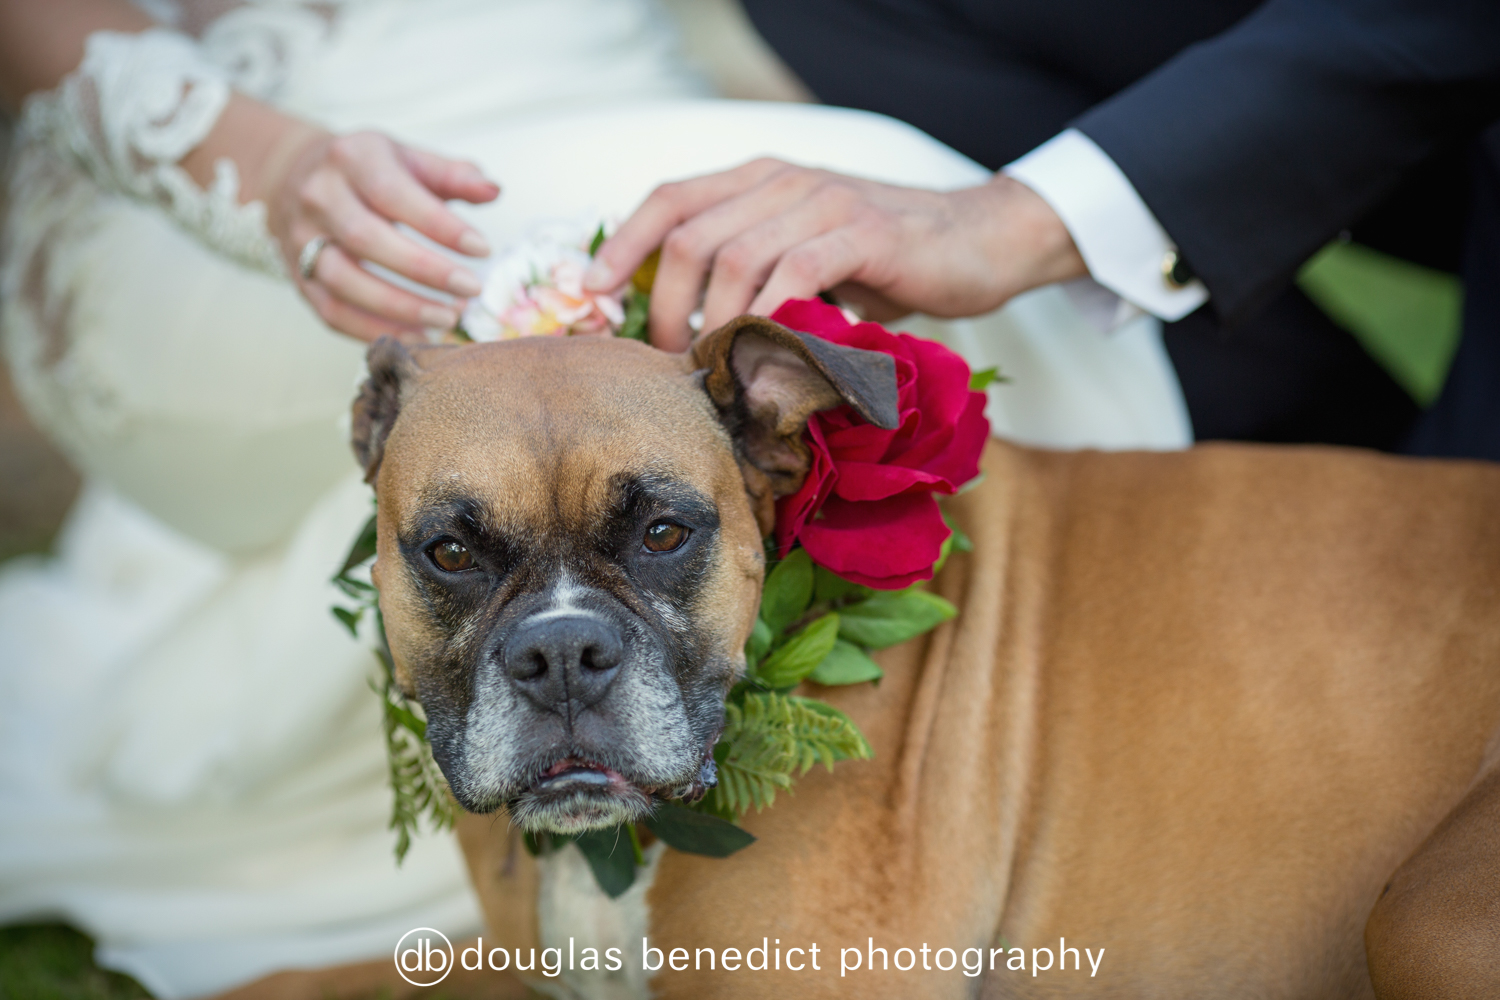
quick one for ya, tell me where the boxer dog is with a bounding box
[340,318,1500,1000]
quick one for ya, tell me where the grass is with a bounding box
[0,924,151,1000]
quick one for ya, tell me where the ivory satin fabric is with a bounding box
[0,2,1189,996]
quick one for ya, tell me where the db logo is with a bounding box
[394,927,454,987]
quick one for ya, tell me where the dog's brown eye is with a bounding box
[643,521,689,553]
[430,539,474,572]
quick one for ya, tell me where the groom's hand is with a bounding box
[585,158,1087,351]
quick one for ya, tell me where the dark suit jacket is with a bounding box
[742,0,1500,457]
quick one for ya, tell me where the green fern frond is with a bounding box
[711,692,872,817]
[375,671,456,862]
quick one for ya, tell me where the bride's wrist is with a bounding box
[180,92,328,214]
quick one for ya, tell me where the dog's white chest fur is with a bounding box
[531,842,662,1000]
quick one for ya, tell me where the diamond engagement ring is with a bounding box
[297,236,329,280]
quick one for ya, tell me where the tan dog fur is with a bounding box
[454,437,1500,999]
[213,327,1500,999]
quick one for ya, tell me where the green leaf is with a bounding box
[338,513,379,576]
[745,616,773,669]
[969,366,999,391]
[627,823,645,866]
[709,691,872,816]
[332,605,362,637]
[332,576,375,601]
[618,288,650,342]
[929,515,970,577]
[838,589,957,649]
[373,671,454,864]
[588,224,606,256]
[759,548,813,635]
[791,697,874,760]
[813,565,871,604]
[757,613,839,688]
[572,827,638,898]
[644,802,756,857]
[808,639,883,686]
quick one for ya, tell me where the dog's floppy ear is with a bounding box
[692,315,899,533]
[351,336,424,485]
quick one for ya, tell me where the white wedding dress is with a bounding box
[0,2,1190,997]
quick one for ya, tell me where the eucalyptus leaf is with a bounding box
[645,802,756,857]
[572,827,638,898]
[838,590,957,649]
[808,639,883,686]
[760,548,813,635]
[757,613,839,688]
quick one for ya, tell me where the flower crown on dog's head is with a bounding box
[333,223,994,897]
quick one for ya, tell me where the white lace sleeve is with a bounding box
[17,28,285,275]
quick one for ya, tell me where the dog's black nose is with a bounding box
[503,615,624,713]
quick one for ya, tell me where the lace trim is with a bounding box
[18,28,283,275]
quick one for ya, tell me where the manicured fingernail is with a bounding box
[420,304,459,329]
[584,259,613,291]
[458,230,490,257]
[448,270,483,297]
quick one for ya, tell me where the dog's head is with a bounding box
[351,318,897,833]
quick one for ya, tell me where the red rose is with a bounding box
[772,298,989,589]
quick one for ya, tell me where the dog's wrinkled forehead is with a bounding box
[378,336,740,527]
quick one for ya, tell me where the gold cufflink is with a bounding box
[1161,249,1195,289]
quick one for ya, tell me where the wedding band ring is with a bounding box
[298,236,329,280]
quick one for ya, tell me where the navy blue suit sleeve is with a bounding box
[1074,0,1500,326]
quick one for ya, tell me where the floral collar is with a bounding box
[333,227,993,897]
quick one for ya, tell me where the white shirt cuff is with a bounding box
[1004,128,1208,324]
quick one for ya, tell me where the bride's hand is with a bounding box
[585,158,1086,352]
[260,119,500,343]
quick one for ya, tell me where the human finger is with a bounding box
[401,145,501,207]
[645,168,826,349]
[313,243,461,330]
[585,158,791,294]
[332,134,493,259]
[698,181,865,331]
[304,168,484,298]
[746,228,867,319]
[299,278,425,343]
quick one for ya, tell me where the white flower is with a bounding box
[461,224,624,341]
